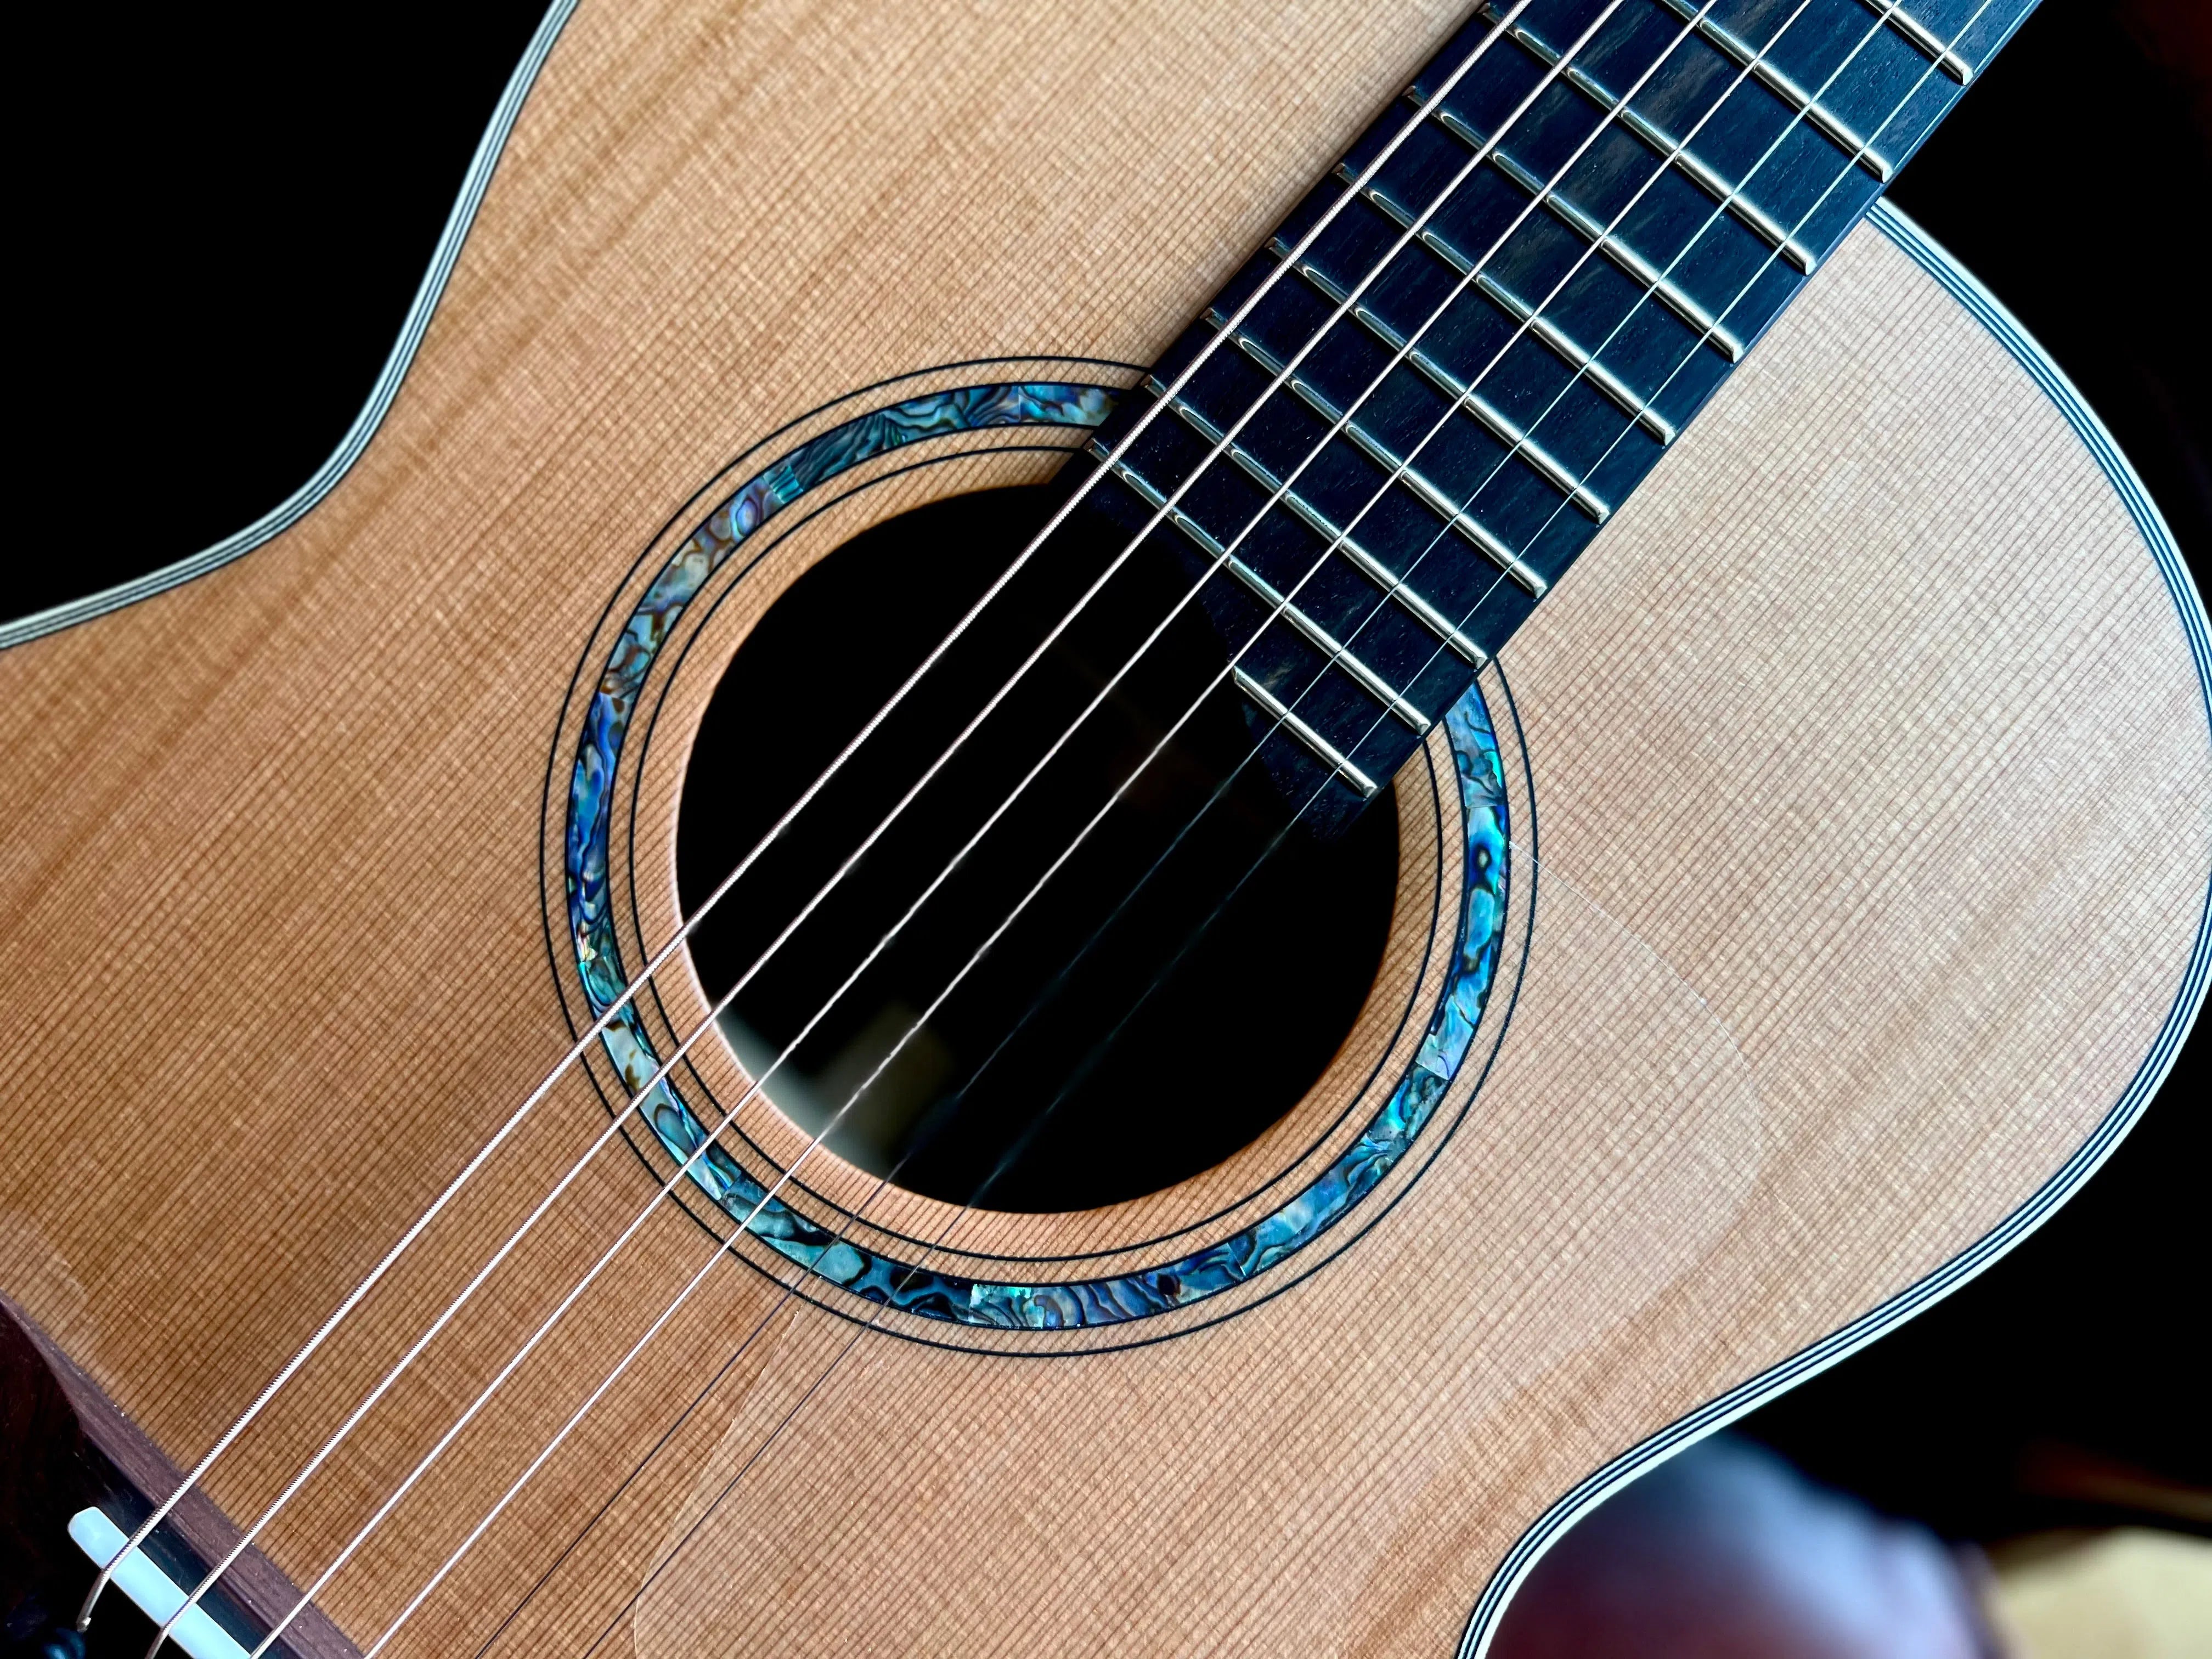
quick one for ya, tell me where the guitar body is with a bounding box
[2,2,2205,1655]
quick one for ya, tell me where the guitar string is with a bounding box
[539,2,1989,1645]
[82,3,1550,1626]
[166,3,1784,1650]
[151,0,1920,1654]
[485,733,1349,1658]
[117,2,1624,1649]
[143,0,1966,1647]
[229,9,1672,1654]
[279,3,1966,1651]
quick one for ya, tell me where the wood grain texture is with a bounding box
[586,405,1471,1285]
[0,0,2205,1654]
[0,1294,360,1659]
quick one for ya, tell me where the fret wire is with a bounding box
[1272,0,1991,808]
[1183,324,1560,586]
[1848,0,1976,81]
[1337,149,1747,359]
[1143,349,1493,662]
[139,0,2005,1647]
[1071,0,1646,621]
[1489,0,1972,557]
[1232,667,1381,795]
[1466,264,1678,443]
[1176,16,1788,788]
[1097,0,1848,802]
[1277,210,1677,445]
[94,8,1568,1639]
[530,14,2010,1646]
[1148,371,1505,644]
[1648,0,1897,179]
[1453,2,1818,273]
[1207,296,1610,521]
[1090,433,1431,729]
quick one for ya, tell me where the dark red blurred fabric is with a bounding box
[1488,1437,2004,1659]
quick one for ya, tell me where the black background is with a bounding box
[10,4,2206,1643]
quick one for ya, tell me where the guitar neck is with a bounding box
[1075,0,2033,831]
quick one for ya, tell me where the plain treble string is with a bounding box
[246,6,1920,1654]
[494,0,2010,1647]
[85,0,1551,1636]
[116,2,1614,1649]
[193,2,1725,1652]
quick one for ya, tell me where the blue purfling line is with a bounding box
[563,381,1509,1330]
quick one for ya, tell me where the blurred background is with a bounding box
[10,1,2208,1653]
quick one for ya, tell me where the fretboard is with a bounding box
[1076,0,2034,831]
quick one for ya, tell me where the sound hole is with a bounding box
[677,484,1398,1213]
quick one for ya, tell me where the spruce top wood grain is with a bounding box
[1,0,2204,1654]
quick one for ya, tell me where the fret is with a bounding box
[1386,449,1548,596]
[1087,442,1431,730]
[1230,669,1379,799]
[1147,363,1491,666]
[1058,0,2034,835]
[1646,0,1896,181]
[1183,316,1549,596]
[1847,0,1976,83]
[1342,142,1745,360]
[1298,531,1490,667]
[1218,276,1488,456]
[1286,206,1677,445]
[1469,263,1677,444]
[1211,276,1610,521]
[1453,5,1817,274]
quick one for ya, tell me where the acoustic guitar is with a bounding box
[3,0,2205,1655]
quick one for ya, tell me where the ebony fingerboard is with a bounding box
[1076,0,2035,832]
